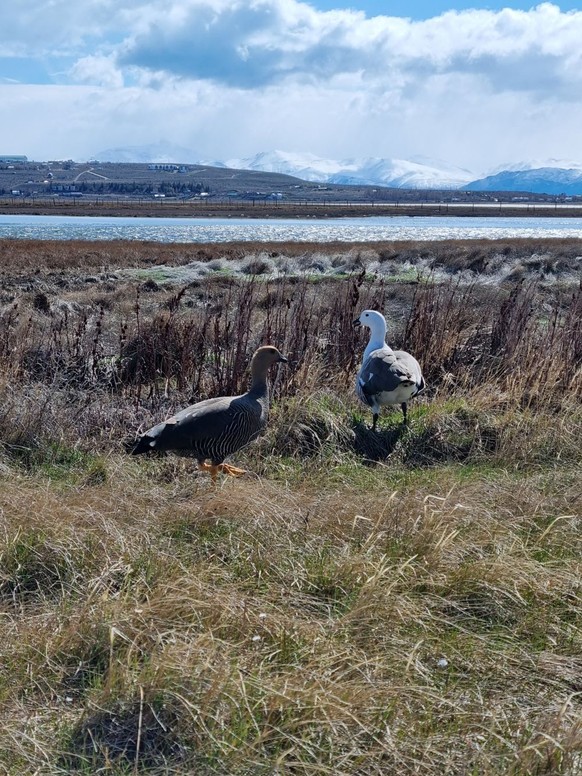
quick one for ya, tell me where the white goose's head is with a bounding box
[354,309,387,341]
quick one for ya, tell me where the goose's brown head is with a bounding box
[250,345,288,377]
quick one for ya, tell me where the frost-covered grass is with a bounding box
[1,236,581,286]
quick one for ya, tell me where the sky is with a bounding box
[1,1,581,174]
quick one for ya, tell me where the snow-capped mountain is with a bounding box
[467,166,582,195]
[225,150,475,190]
[224,151,582,193]
[225,150,342,180]
[90,142,197,164]
[87,143,582,194]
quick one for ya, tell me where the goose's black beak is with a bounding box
[278,355,288,363]
[353,318,361,328]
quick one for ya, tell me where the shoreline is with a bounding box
[2,199,582,219]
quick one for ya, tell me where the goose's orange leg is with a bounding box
[197,461,219,482]
[197,461,246,480]
[218,463,246,477]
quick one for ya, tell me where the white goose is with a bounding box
[355,309,425,430]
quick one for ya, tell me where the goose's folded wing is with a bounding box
[358,350,412,401]
[141,396,247,451]
[393,350,425,393]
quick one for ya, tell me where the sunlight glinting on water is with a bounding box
[1,214,582,241]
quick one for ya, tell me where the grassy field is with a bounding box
[0,238,581,774]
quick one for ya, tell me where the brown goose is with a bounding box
[131,346,287,480]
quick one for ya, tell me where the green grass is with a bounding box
[3,440,104,483]
[1,445,581,773]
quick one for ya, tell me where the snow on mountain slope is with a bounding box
[328,157,475,189]
[92,142,197,164]
[467,167,582,195]
[225,150,475,189]
[225,150,345,181]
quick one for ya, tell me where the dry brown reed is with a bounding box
[1,265,579,433]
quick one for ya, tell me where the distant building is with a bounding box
[148,163,180,171]
[0,155,28,163]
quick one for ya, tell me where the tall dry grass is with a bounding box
[0,267,579,445]
[1,236,581,276]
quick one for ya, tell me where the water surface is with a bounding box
[1,214,582,242]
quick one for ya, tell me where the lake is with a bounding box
[1,214,582,242]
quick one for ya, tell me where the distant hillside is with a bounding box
[87,144,582,195]
[467,167,582,196]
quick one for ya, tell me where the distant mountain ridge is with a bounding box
[93,142,198,164]
[467,166,582,196]
[489,158,582,174]
[90,145,582,194]
[224,150,476,190]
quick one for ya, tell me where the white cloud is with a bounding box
[70,55,124,88]
[1,1,581,171]
[115,1,582,99]
[0,1,119,55]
